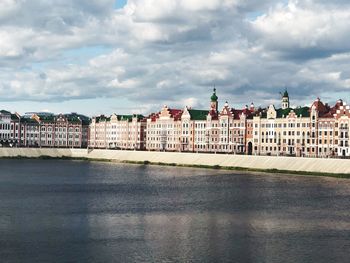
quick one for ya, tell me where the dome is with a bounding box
[283,89,289,98]
[211,88,218,101]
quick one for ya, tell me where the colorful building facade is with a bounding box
[0,111,89,148]
[2,89,350,158]
[89,114,146,150]
[86,89,350,158]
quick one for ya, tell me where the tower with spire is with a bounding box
[210,87,218,112]
[281,89,290,109]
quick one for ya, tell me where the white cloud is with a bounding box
[0,0,20,20]
[253,1,350,59]
[1,0,350,114]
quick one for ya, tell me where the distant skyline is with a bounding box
[1,0,350,116]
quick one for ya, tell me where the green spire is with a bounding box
[283,89,289,98]
[211,87,218,102]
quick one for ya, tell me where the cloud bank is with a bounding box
[1,0,350,113]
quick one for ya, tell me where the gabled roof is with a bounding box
[329,99,344,115]
[220,102,232,117]
[311,99,328,114]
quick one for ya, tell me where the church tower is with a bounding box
[210,88,218,112]
[281,89,290,109]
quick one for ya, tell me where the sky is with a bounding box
[1,0,350,116]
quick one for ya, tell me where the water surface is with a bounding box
[0,159,349,263]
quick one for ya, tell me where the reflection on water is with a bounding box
[0,159,349,263]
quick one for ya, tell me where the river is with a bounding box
[0,159,349,263]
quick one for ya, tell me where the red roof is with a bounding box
[220,104,233,117]
[319,112,333,118]
[168,109,183,121]
[148,112,159,122]
[242,107,253,116]
[311,98,329,116]
[231,107,253,119]
[329,99,344,115]
[231,109,242,119]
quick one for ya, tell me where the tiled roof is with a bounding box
[148,112,159,122]
[231,109,243,119]
[169,109,183,121]
[319,112,334,118]
[311,99,328,114]
[242,108,254,119]
[231,107,254,119]
[329,100,344,115]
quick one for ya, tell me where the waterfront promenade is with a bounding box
[0,148,349,175]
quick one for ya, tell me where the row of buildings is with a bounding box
[88,89,350,158]
[1,89,350,157]
[0,111,89,148]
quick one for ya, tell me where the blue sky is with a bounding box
[1,0,350,116]
[115,0,127,9]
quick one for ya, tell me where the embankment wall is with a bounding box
[0,148,349,174]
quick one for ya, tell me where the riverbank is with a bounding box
[0,148,349,178]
